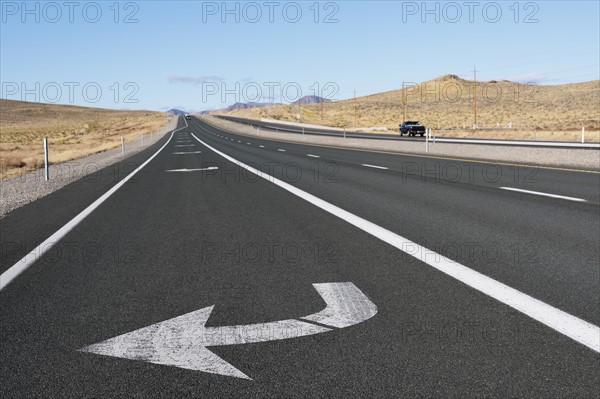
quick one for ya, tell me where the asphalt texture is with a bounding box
[1,116,599,398]
[216,115,600,148]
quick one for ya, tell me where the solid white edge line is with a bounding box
[191,129,600,353]
[362,164,388,170]
[0,119,186,291]
[500,187,587,202]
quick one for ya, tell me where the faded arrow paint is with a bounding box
[80,282,377,380]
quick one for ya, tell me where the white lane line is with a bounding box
[307,154,320,158]
[191,130,600,353]
[277,149,286,152]
[0,120,187,290]
[172,151,202,155]
[247,143,251,145]
[175,145,195,147]
[237,141,241,143]
[362,164,388,170]
[500,187,587,203]
[259,145,265,148]
[166,167,218,172]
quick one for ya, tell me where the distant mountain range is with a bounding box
[292,95,332,105]
[226,102,278,112]
[167,109,187,116]
[199,96,330,115]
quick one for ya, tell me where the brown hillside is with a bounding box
[218,75,600,140]
[0,100,166,179]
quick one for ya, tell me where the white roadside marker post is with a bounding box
[141,133,144,146]
[121,136,125,155]
[344,128,346,139]
[425,129,429,153]
[582,126,585,144]
[43,137,49,181]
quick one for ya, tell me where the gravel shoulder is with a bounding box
[201,116,600,171]
[0,118,177,218]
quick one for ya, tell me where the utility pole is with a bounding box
[472,65,478,128]
[320,88,324,119]
[402,82,406,123]
[354,89,357,127]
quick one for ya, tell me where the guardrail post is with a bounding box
[44,137,49,181]
[121,136,125,155]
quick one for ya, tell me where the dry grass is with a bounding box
[217,75,600,142]
[0,100,167,179]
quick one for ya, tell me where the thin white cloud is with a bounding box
[168,75,225,85]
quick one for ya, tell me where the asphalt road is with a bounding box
[1,116,599,398]
[217,115,600,148]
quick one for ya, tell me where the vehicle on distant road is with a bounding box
[399,121,426,136]
[185,114,192,120]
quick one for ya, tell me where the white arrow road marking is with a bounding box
[172,151,202,155]
[165,167,219,172]
[302,283,377,328]
[80,282,376,380]
[190,131,600,353]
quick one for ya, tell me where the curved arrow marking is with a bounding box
[80,282,376,380]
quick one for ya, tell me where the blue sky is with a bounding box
[1,1,598,112]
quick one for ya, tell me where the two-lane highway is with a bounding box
[1,116,598,397]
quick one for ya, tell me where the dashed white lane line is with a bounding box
[259,145,265,148]
[166,167,219,172]
[190,130,600,353]
[175,145,195,147]
[499,187,587,203]
[247,143,251,145]
[307,154,320,158]
[172,151,202,155]
[0,118,189,290]
[277,149,286,152]
[362,164,388,170]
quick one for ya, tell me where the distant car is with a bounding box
[399,121,426,137]
[185,114,192,120]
